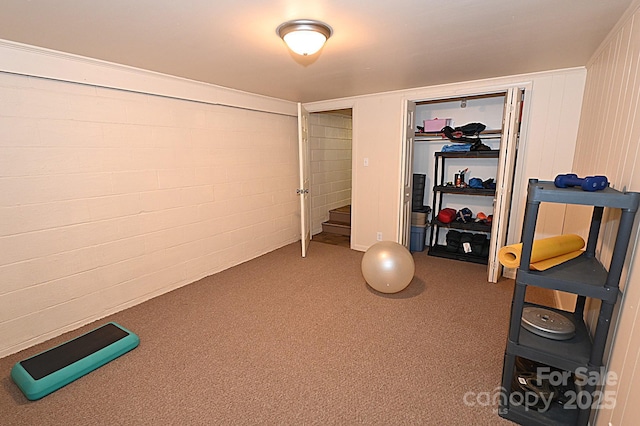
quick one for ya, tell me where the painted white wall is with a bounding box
[0,38,588,362]
[0,72,300,358]
[0,39,296,117]
[569,2,640,424]
[305,68,587,255]
[309,112,352,235]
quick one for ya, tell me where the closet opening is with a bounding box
[400,88,526,282]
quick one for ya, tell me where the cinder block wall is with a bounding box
[309,112,352,234]
[0,72,299,357]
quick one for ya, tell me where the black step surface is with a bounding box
[20,323,129,380]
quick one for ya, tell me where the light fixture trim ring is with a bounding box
[276,19,333,40]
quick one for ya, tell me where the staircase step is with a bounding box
[329,205,351,225]
[322,220,351,236]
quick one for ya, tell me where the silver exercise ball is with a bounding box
[361,241,415,293]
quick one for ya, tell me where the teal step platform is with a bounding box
[11,322,139,400]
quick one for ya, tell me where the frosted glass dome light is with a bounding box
[277,20,332,56]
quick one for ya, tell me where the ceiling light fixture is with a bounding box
[277,19,333,56]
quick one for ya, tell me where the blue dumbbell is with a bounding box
[554,174,609,191]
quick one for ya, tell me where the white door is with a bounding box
[298,103,311,257]
[399,101,417,248]
[487,87,524,282]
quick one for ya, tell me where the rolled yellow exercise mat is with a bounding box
[498,234,585,271]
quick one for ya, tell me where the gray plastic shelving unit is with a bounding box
[428,150,499,264]
[499,179,640,426]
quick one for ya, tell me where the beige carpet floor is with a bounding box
[1,241,554,425]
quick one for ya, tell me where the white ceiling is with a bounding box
[0,0,634,103]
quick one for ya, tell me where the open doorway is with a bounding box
[308,109,353,248]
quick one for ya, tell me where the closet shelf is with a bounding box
[427,244,488,264]
[433,186,495,196]
[415,129,502,141]
[431,219,492,233]
[435,150,499,159]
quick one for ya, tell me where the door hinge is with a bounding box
[296,189,309,194]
